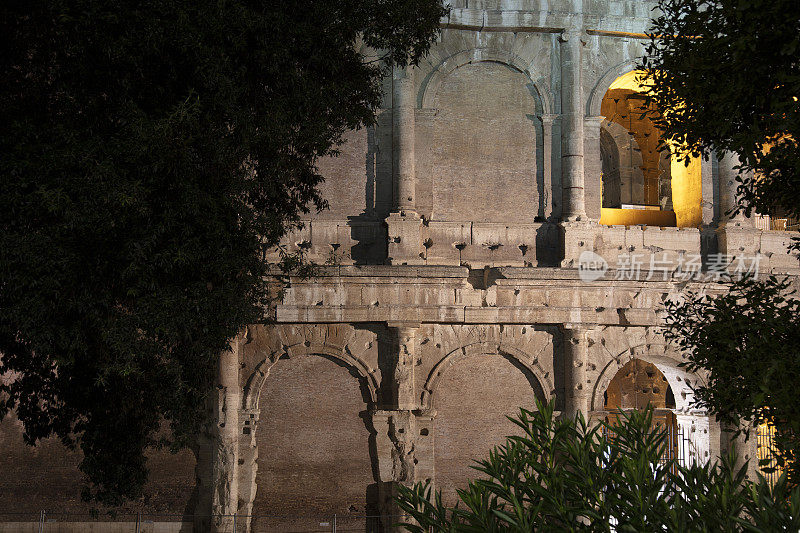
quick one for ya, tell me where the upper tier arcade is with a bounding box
[270,0,798,275]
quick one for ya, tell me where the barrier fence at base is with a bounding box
[0,512,414,532]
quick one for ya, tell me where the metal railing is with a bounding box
[755,214,800,232]
[602,413,692,472]
[0,512,400,532]
[757,422,782,487]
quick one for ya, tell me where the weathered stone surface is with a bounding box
[5,1,798,531]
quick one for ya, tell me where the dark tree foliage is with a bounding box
[642,0,800,220]
[664,275,800,484]
[0,0,446,506]
[397,401,800,532]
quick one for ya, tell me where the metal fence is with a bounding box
[754,214,800,232]
[757,422,782,487]
[0,512,402,532]
[603,413,692,472]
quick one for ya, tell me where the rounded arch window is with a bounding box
[603,359,680,465]
[599,71,703,228]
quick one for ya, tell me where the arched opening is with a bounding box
[427,61,540,223]
[600,127,621,208]
[252,355,377,532]
[598,70,702,228]
[603,359,680,465]
[431,353,545,504]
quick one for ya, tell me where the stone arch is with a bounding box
[425,340,552,503]
[590,344,717,467]
[419,48,553,115]
[587,59,638,117]
[421,56,548,222]
[242,342,379,412]
[421,341,552,411]
[590,344,705,414]
[604,359,676,410]
[246,343,380,532]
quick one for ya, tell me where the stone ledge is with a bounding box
[275,305,662,326]
[268,264,469,278]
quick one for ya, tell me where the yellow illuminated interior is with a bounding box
[599,208,677,227]
[757,420,783,482]
[608,69,653,92]
[670,153,702,227]
[601,70,703,228]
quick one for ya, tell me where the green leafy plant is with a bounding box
[0,0,446,506]
[396,400,800,532]
[641,0,800,222]
[665,275,800,485]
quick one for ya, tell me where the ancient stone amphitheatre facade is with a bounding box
[2,0,798,532]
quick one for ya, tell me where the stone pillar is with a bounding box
[720,422,760,481]
[212,336,241,533]
[716,152,760,270]
[387,65,424,265]
[583,115,604,221]
[539,114,558,220]
[699,155,718,261]
[675,413,712,467]
[374,323,422,532]
[559,29,587,221]
[718,152,755,228]
[561,324,594,420]
[393,65,417,213]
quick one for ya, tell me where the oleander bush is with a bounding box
[396,400,800,532]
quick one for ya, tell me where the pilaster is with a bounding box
[560,324,596,420]
[559,29,587,221]
[392,65,417,213]
[373,323,424,532]
[715,152,760,267]
[717,152,755,228]
[720,422,760,481]
[211,335,241,533]
[583,115,605,221]
[675,412,712,467]
[387,65,424,265]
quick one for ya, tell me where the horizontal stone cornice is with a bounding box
[271,266,754,327]
[441,7,657,35]
[275,304,660,326]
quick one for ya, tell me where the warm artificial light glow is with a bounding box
[670,153,703,228]
[608,69,653,92]
[599,208,677,227]
[757,420,783,484]
[601,69,703,228]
